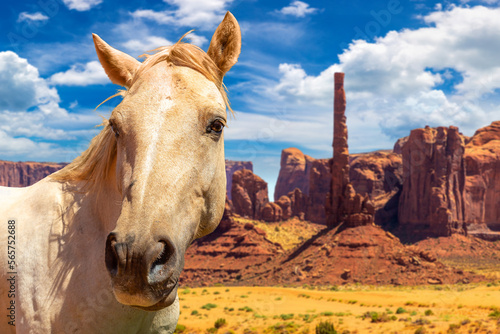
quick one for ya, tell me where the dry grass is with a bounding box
[233,217,324,251]
[176,284,500,333]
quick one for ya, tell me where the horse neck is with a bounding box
[64,169,122,234]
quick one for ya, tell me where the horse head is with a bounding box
[92,12,240,311]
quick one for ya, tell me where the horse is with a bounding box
[0,11,241,333]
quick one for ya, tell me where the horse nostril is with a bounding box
[105,233,119,277]
[149,239,176,282]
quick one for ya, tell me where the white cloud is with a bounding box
[0,52,101,162]
[131,0,233,30]
[17,12,49,23]
[278,1,318,17]
[185,33,208,47]
[122,36,174,55]
[62,0,102,11]
[270,5,500,140]
[0,51,62,115]
[49,61,108,86]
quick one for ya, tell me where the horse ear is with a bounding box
[207,12,241,77]
[92,34,141,88]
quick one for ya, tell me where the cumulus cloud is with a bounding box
[17,12,49,23]
[49,61,108,86]
[62,0,102,11]
[131,0,233,30]
[185,33,208,47]
[122,36,174,55]
[271,5,500,140]
[277,1,318,17]
[0,52,101,161]
[0,51,62,114]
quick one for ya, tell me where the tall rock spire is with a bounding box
[327,73,374,228]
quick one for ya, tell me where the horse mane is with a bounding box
[51,33,231,193]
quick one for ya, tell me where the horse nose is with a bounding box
[105,232,177,283]
[146,237,177,284]
[105,232,122,277]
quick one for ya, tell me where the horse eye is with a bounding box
[109,121,119,138]
[209,120,224,133]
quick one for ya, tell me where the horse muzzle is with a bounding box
[105,232,181,310]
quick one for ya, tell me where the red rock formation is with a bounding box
[306,158,331,223]
[231,169,269,219]
[350,151,402,198]
[0,160,67,187]
[181,211,283,286]
[225,160,253,200]
[327,72,374,228]
[464,121,500,232]
[274,148,314,201]
[393,137,408,155]
[223,224,481,286]
[261,202,282,222]
[276,195,292,220]
[273,149,331,224]
[398,126,466,240]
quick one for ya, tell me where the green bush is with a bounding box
[315,321,337,334]
[201,303,217,310]
[214,318,226,329]
[238,306,253,312]
[280,313,294,320]
[191,310,199,316]
[414,326,427,334]
[424,309,434,316]
[396,307,407,314]
[174,324,186,333]
[489,307,500,319]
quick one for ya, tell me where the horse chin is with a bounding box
[132,284,179,312]
[113,281,179,312]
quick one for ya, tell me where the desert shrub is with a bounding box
[447,323,461,333]
[268,322,299,333]
[191,310,199,316]
[414,326,427,334]
[363,311,393,323]
[174,324,186,333]
[201,303,217,310]
[315,321,337,334]
[396,307,407,314]
[424,309,434,316]
[280,313,294,320]
[239,306,253,312]
[321,312,333,316]
[489,307,500,319]
[214,318,226,329]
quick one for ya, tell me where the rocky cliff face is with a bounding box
[274,148,314,201]
[0,160,67,187]
[0,160,252,192]
[181,197,283,286]
[231,169,269,220]
[272,151,331,224]
[225,160,253,200]
[464,121,500,232]
[350,151,403,230]
[398,126,467,240]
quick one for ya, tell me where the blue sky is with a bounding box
[1,0,500,196]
